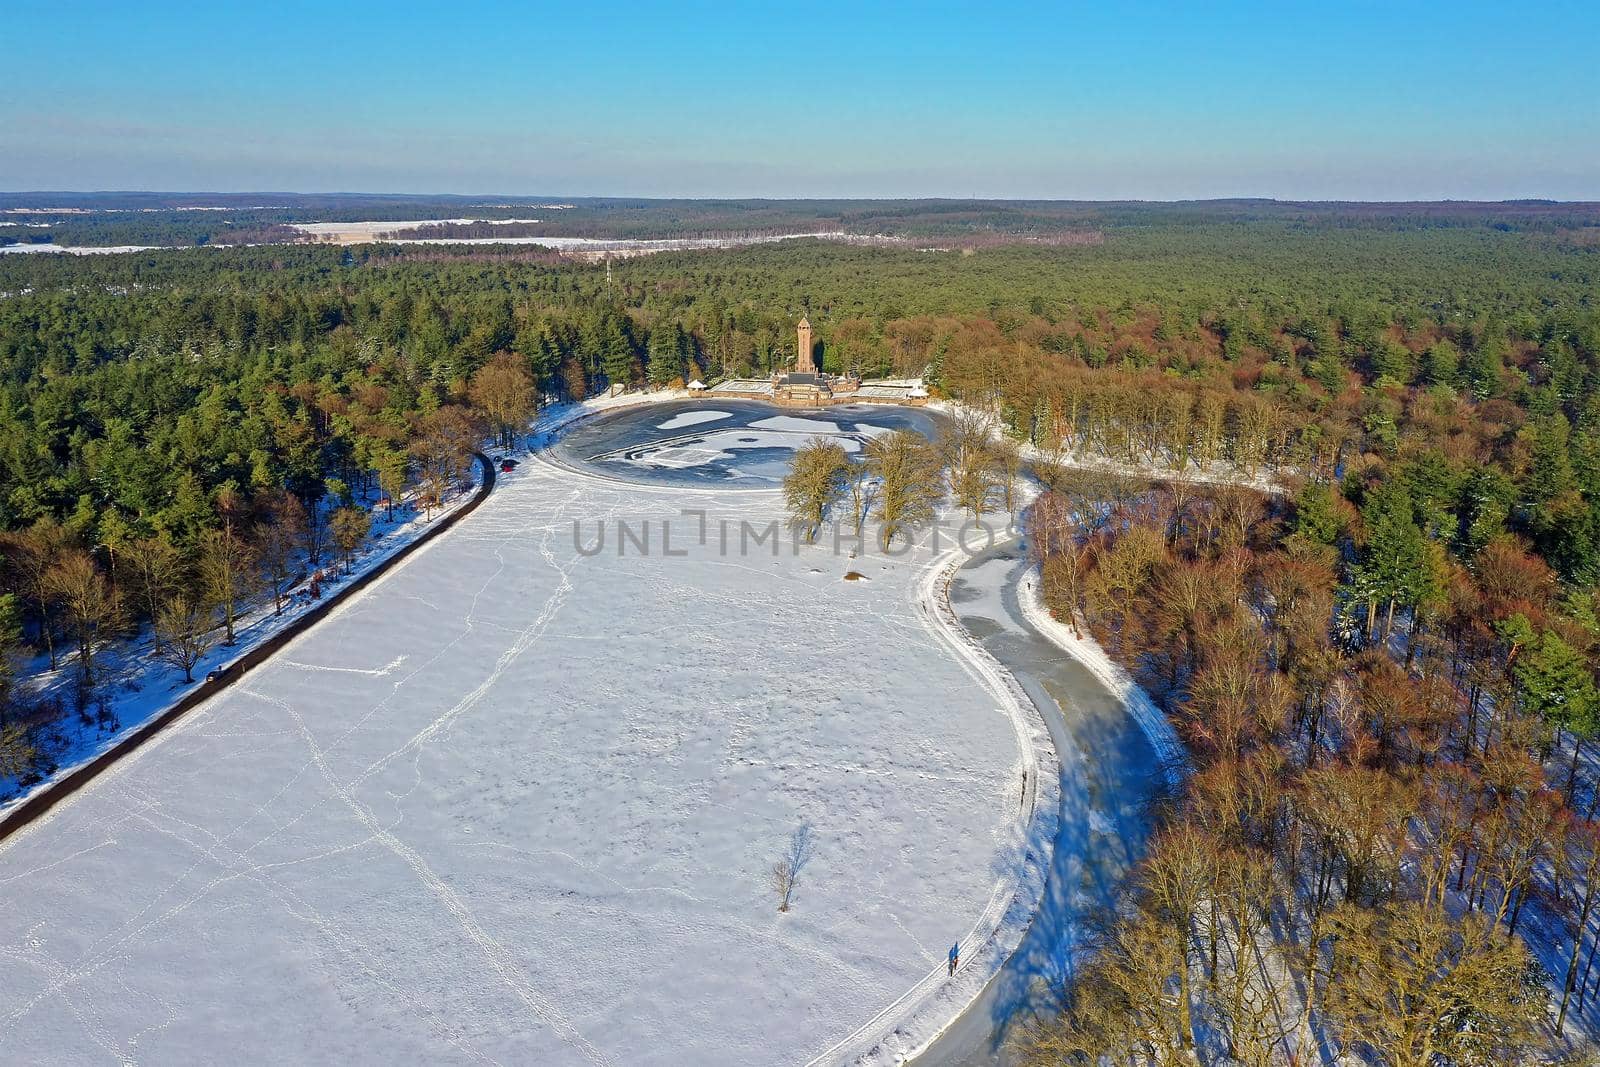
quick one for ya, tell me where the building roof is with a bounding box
[708,379,775,396]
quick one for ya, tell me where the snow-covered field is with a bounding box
[0,406,1042,1065]
[288,222,893,252]
[288,219,543,240]
[1,232,903,257]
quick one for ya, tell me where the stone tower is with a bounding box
[796,315,815,374]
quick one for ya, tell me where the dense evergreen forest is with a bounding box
[3,216,1597,562]
[5,205,1600,1059]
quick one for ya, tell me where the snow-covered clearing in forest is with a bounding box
[0,424,1046,1065]
[0,243,165,255]
[286,224,897,253]
[288,219,542,241]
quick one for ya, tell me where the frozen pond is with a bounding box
[0,411,1028,1066]
[554,399,944,488]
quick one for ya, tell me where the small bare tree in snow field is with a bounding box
[771,823,816,913]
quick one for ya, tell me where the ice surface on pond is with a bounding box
[749,414,848,434]
[560,400,941,489]
[635,444,733,469]
[623,429,873,472]
[657,409,733,430]
[747,414,895,438]
[0,442,1022,1066]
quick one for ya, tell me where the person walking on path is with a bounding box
[947,941,960,977]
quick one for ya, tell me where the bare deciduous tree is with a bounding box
[469,352,536,449]
[865,430,944,548]
[199,527,256,646]
[938,409,1001,520]
[255,491,305,615]
[993,436,1022,513]
[296,494,328,567]
[45,550,124,696]
[782,438,849,541]
[2,518,69,669]
[154,596,215,684]
[1323,901,1543,1065]
[124,534,185,645]
[410,406,481,518]
[770,823,816,913]
[844,463,874,542]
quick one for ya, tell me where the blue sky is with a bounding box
[2,0,1597,199]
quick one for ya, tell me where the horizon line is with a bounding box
[1,190,1597,207]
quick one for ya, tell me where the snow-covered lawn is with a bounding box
[0,419,1040,1065]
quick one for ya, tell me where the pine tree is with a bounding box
[1353,480,1428,640]
[1505,618,1600,758]
[1463,332,1505,399]
[1291,481,1342,546]
[1524,417,1576,511]
[1313,353,1347,395]
[600,316,636,393]
[1420,339,1460,387]
[647,325,683,387]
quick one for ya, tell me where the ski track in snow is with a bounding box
[0,409,1035,1066]
[278,655,409,677]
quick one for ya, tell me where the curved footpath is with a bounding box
[911,539,1181,1066]
[0,454,496,847]
[806,544,1059,1067]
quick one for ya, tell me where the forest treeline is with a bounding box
[6,194,1599,247]
[3,226,1595,580]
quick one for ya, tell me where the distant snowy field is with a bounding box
[0,232,900,256]
[0,412,1028,1065]
[0,243,165,254]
